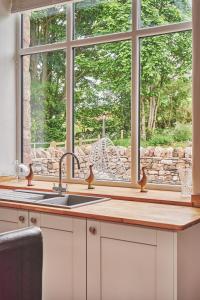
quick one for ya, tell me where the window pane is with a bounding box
[73,41,132,182]
[139,31,192,185]
[23,50,66,177]
[22,5,67,48]
[140,0,192,28]
[74,0,132,39]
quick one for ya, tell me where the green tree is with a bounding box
[27,0,192,147]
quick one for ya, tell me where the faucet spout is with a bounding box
[53,152,80,195]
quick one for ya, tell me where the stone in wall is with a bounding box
[30,146,192,185]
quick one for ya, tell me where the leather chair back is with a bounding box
[0,227,42,300]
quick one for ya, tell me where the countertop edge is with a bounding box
[0,199,198,232]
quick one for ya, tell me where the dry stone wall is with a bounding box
[31,145,192,185]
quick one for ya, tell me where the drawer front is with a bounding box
[0,207,28,226]
[40,213,73,231]
[0,207,20,222]
[100,221,157,245]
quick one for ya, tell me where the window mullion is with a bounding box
[137,21,192,38]
[19,41,67,56]
[69,31,132,48]
[131,0,140,187]
[66,2,73,182]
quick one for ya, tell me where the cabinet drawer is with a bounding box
[0,207,21,223]
[40,213,73,231]
[100,221,157,245]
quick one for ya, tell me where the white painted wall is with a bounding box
[0,0,17,175]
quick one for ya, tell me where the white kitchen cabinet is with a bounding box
[0,206,200,300]
[29,211,86,300]
[87,220,200,300]
[87,220,174,300]
[0,207,28,232]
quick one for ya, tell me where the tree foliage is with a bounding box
[27,0,192,146]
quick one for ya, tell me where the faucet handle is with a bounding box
[52,183,59,192]
[61,185,67,193]
[52,183,67,194]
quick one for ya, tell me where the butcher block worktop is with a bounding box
[0,178,192,205]
[0,178,199,231]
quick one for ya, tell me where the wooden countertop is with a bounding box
[0,196,199,231]
[0,179,198,231]
[0,179,192,206]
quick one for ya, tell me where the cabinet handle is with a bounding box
[89,226,97,235]
[19,216,25,223]
[30,217,37,224]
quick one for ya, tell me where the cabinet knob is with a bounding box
[19,216,25,223]
[30,217,37,224]
[89,226,97,235]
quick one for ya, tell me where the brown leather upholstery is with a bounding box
[0,227,43,300]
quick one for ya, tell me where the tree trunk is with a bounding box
[148,96,158,134]
[140,96,146,140]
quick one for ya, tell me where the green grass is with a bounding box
[140,139,191,148]
[113,125,192,148]
[74,124,192,148]
[113,138,131,147]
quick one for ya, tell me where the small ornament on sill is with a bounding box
[85,164,95,189]
[25,163,34,186]
[137,166,148,193]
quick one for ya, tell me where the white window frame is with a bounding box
[18,0,192,191]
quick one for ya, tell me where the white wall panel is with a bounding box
[0,0,17,175]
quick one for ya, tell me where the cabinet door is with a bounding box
[29,212,86,300]
[87,220,175,300]
[0,207,28,232]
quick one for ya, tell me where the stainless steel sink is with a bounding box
[0,190,59,203]
[15,190,60,200]
[38,194,110,209]
[0,189,110,208]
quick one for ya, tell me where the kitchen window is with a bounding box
[20,0,192,190]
